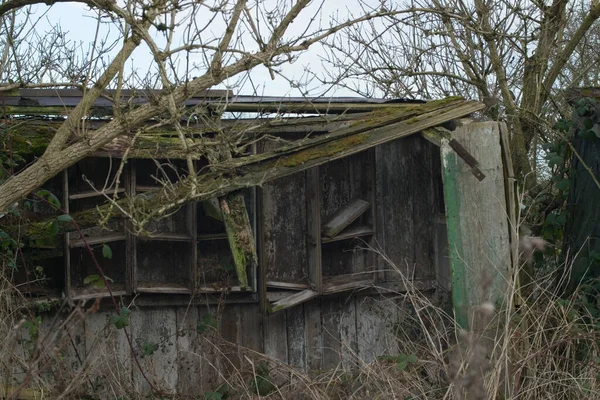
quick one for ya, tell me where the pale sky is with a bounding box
[26,0,383,98]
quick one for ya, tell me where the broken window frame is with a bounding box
[262,148,378,314]
[62,156,258,299]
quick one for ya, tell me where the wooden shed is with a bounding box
[1,90,513,396]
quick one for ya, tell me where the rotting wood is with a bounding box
[5,100,483,239]
[322,198,370,238]
[219,193,256,290]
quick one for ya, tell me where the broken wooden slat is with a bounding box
[202,198,223,221]
[270,289,319,313]
[322,199,370,238]
[321,224,373,243]
[323,276,374,294]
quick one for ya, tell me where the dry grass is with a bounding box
[2,248,600,399]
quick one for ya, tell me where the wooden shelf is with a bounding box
[321,225,373,243]
[70,289,127,300]
[69,232,126,247]
[196,285,250,293]
[69,188,125,200]
[137,233,193,242]
[136,285,191,294]
[266,281,310,291]
[197,233,228,241]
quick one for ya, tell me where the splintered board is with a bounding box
[322,198,370,238]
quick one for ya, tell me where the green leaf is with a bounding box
[590,250,600,262]
[110,307,131,329]
[102,244,113,260]
[204,392,223,400]
[49,220,59,235]
[83,274,100,285]
[46,192,61,209]
[57,214,73,223]
[141,341,159,356]
[197,313,217,334]
[407,354,418,363]
[397,360,408,371]
[555,178,570,192]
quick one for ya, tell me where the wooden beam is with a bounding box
[441,122,511,329]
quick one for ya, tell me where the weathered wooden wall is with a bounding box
[10,135,449,398]
[23,293,409,398]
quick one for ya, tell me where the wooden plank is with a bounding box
[270,290,319,313]
[377,137,415,280]
[321,199,370,238]
[218,304,241,375]
[263,309,288,363]
[196,305,221,393]
[131,307,179,394]
[339,296,358,371]
[355,296,399,362]
[266,281,310,290]
[411,137,438,280]
[321,225,373,243]
[68,188,125,200]
[239,304,263,353]
[321,297,342,370]
[259,135,309,287]
[441,122,511,329]
[306,167,323,294]
[69,233,126,247]
[304,299,323,371]
[323,277,374,294]
[286,306,306,369]
[84,311,132,395]
[175,306,201,396]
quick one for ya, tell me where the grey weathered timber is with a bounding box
[441,122,511,329]
[131,307,179,394]
[321,198,370,238]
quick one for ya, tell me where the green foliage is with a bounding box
[83,274,113,288]
[248,361,276,396]
[35,189,61,209]
[56,214,73,223]
[110,307,132,329]
[197,313,217,334]
[102,243,113,259]
[204,384,230,400]
[141,341,159,357]
[378,353,419,371]
[20,316,42,354]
